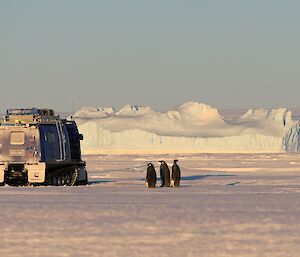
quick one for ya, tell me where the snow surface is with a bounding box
[1,153,300,257]
[73,102,300,153]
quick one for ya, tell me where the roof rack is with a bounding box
[6,108,40,116]
[1,108,60,125]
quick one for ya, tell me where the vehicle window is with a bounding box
[47,132,56,144]
[10,132,25,145]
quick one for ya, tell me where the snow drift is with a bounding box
[73,102,300,153]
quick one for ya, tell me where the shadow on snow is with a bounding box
[182,174,236,181]
[88,180,116,185]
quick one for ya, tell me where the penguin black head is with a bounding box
[148,163,153,167]
[174,159,178,163]
[159,160,164,163]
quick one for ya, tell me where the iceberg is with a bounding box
[283,121,300,152]
[73,102,300,153]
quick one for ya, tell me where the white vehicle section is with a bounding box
[26,163,46,183]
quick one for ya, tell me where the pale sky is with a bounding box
[1,0,299,112]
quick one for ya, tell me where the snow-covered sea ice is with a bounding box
[1,153,300,257]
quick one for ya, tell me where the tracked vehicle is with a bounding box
[0,108,88,186]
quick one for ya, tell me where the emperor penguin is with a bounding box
[171,159,181,187]
[146,163,157,188]
[159,160,170,187]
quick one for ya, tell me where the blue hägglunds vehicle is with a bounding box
[0,108,88,186]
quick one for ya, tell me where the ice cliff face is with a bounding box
[73,102,300,153]
[283,121,300,152]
